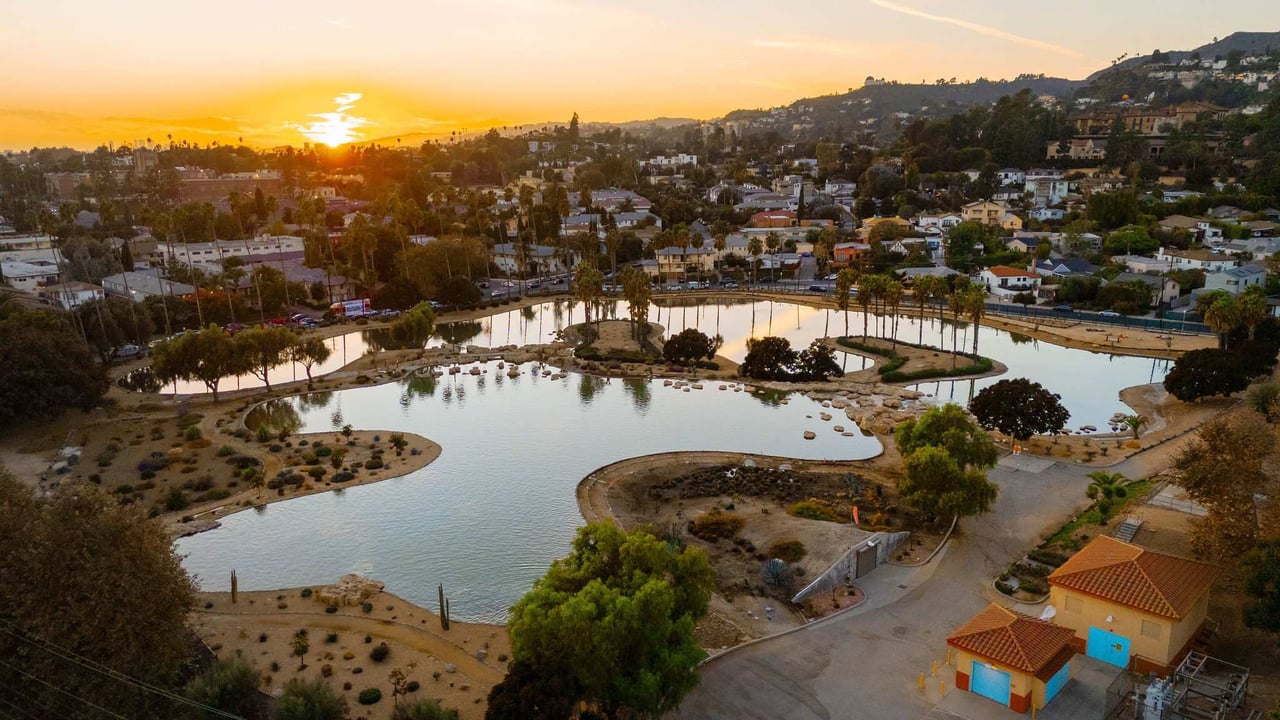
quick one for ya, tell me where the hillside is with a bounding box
[716,76,1084,144]
[1087,30,1280,80]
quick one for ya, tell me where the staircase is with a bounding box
[1114,516,1143,543]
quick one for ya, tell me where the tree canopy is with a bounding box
[900,445,999,518]
[968,378,1070,440]
[151,324,247,401]
[663,328,720,365]
[490,522,714,720]
[0,300,108,427]
[739,337,843,382]
[1162,348,1250,402]
[0,469,198,718]
[895,403,998,471]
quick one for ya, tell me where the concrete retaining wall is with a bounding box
[791,531,910,604]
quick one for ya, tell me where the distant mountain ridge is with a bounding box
[1087,31,1280,80]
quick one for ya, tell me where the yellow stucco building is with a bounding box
[948,604,1076,713]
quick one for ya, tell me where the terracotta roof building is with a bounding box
[948,604,1076,713]
[1047,536,1217,673]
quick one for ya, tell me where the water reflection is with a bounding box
[435,321,484,346]
[245,399,303,435]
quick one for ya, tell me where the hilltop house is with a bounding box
[978,266,1040,297]
[1155,247,1239,272]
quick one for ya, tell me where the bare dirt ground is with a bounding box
[193,588,508,720]
[578,447,944,646]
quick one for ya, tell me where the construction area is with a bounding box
[1104,652,1260,720]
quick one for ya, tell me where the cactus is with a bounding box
[231,569,238,604]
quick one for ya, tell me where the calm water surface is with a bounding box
[178,363,880,622]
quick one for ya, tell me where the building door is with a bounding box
[1087,627,1131,668]
[970,661,1011,707]
[854,545,878,578]
[1044,662,1070,704]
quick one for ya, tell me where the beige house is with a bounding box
[655,246,715,280]
[948,604,1077,713]
[1047,536,1217,674]
[962,200,1013,227]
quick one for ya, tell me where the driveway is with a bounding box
[673,459,1117,720]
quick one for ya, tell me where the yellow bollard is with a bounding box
[919,672,925,690]
[932,660,938,678]
[940,679,946,697]
[946,648,953,665]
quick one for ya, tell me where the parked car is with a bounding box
[429,300,445,310]
[112,344,145,361]
[1097,310,1121,318]
[664,283,683,291]
[721,280,740,289]
[477,281,489,289]
[1053,305,1074,313]
[807,285,827,293]
[489,290,507,299]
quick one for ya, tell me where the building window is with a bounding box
[1064,596,1083,613]
[1141,620,1161,639]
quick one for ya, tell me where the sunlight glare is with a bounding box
[290,92,370,146]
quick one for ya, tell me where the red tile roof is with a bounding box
[1047,536,1217,620]
[985,265,1037,278]
[947,604,1076,680]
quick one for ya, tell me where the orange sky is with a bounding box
[1,0,1276,150]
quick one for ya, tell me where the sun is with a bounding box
[292,92,369,147]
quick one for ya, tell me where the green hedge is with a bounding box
[837,337,993,383]
[881,357,993,383]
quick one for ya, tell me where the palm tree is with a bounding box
[1122,414,1148,440]
[963,284,987,358]
[747,236,763,286]
[1197,290,1238,349]
[836,268,857,338]
[1238,286,1268,341]
[603,229,622,277]
[1086,471,1129,522]
[765,232,781,282]
[947,286,967,367]
[884,279,904,351]
[913,276,939,346]
[856,276,875,339]
[573,262,604,334]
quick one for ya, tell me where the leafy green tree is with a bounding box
[151,324,245,401]
[945,222,987,272]
[390,302,436,349]
[968,378,1070,440]
[1247,382,1280,422]
[292,630,310,670]
[899,446,999,520]
[185,657,260,719]
[75,296,154,362]
[794,340,843,381]
[496,522,714,720]
[663,328,720,365]
[287,337,333,390]
[1103,225,1158,255]
[1086,190,1140,230]
[740,336,799,381]
[0,302,108,426]
[895,403,999,471]
[436,276,482,307]
[1163,348,1249,402]
[235,325,298,391]
[1242,542,1280,633]
[275,678,349,720]
[0,471,197,718]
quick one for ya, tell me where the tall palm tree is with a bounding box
[856,276,875,339]
[836,268,857,338]
[884,279,904,351]
[913,276,939,346]
[1200,292,1240,350]
[604,229,622,277]
[765,232,780,282]
[747,236,763,286]
[1238,286,1268,342]
[963,284,987,358]
[947,286,967,367]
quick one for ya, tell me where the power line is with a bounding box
[0,659,128,720]
[0,681,89,720]
[0,622,244,720]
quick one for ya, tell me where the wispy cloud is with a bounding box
[868,0,1084,57]
[287,93,371,146]
[752,36,866,56]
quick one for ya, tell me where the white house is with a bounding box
[1203,265,1267,295]
[1155,247,1239,272]
[492,243,579,276]
[1025,176,1070,206]
[101,270,195,300]
[0,260,61,291]
[1029,207,1065,222]
[977,266,1041,297]
[997,168,1026,185]
[914,213,962,232]
[160,236,306,269]
[1113,254,1170,274]
[39,281,104,309]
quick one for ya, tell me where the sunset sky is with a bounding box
[2,0,1277,150]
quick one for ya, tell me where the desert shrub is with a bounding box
[254,426,271,443]
[324,605,338,614]
[370,642,390,662]
[324,632,337,643]
[768,539,807,563]
[787,500,841,522]
[365,457,384,470]
[320,663,333,678]
[197,489,231,502]
[331,472,355,483]
[184,426,203,441]
[307,466,327,480]
[688,511,744,540]
[164,489,189,512]
[405,680,420,693]
[358,688,382,705]
[216,445,236,457]
[361,602,373,614]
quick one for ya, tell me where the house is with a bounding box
[655,246,715,279]
[1113,254,1170,274]
[913,213,961,232]
[100,270,195,300]
[1029,207,1065,222]
[589,188,652,213]
[1202,265,1267,295]
[978,266,1040,296]
[1157,215,1202,235]
[1207,205,1246,222]
[992,186,1024,202]
[1219,237,1280,261]
[831,242,871,268]
[824,178,856,197]
[1005,238,1037,254]
[159,236,306,269]
[0,260,61,292]
[1025,176,1070,206]
[997,168,1026,185]
[961,200,1019,228]
[750,209,797,228]
[948,604,1076,713]
[39,281,104,309]
[1155,247,1239,272]
[1046,138,1107,161]
[1033,258,1098,278]
[1247,220,1278,238]
[492,243,579,276]
[898,266,961,282]
[1000,213,1024,232]
[1047,536,1217,673]
[613,211,661,229]
[1113,272,1180,306]
[561,213,601,234]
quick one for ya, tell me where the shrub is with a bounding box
[1248,382,1280,422]
[216,445,236,457]
[405,680,420,693]
[255,426,271,443]
[164,489,189,512]
[768,540,807,563]
[361,602,373,614]
[324,632,338,643]
[300,588,313,598]
[688,511,744,541]
[370,642,390,662]
[358,688,382,705]
[365,457,384,470]
[787,499,842,522]
[324,605,338,614]
[184,425,203,441]
[331,472,355,483]
[320,664,333,678]
[259,632,268,642]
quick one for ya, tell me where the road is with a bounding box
[672,441,1193,720]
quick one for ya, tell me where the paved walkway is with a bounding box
[672,454,1157,720]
